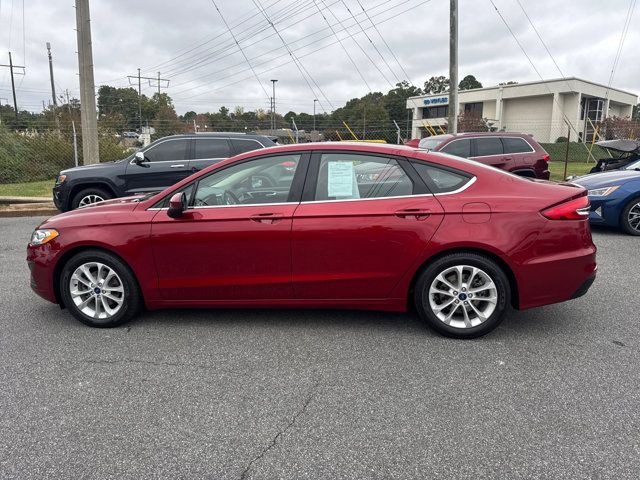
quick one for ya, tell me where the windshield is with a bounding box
[625,159,640,170]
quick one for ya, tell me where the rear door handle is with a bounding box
[250,212,285,224]
[170,164,185,168]
[395,208,431,220]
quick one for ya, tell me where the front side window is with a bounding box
[474,137,503,156]
[314,154,413,201]
[412,163,472,194]
[144,139,189,162]
[440,138,471,158]
[195,138,231,159]
[502,137,533,154]
[193,154,301,206]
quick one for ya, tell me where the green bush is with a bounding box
[0,125,130,184]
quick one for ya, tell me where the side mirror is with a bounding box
[134,151,147,164]
[167,192,187,218]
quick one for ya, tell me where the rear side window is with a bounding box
[412,163,471,194]
[440,138,471,158]
[194,139,231,159]
[502,137,534,154]
[231,138,264,154]
[314,154,414,201]
[474,137,503,156]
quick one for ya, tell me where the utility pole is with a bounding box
[0,52,25,120]
[448,0,458,134]
[270,79,277,134]
[75,0,100,164]
[313,98,318,132]
[46,43,57,106]
[127,69,169,131]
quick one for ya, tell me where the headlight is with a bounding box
[587,186,619,197]
[30,229,59,245]
[56,175,67,184]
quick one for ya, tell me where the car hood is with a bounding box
[573,170,640,188]
[39,195,148,229]
[61,159,125,175]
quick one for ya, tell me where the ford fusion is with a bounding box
[27,142,597,338]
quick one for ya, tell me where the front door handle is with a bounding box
[170,164,185,168]
[395,208,431,220]
[250,213,285,224]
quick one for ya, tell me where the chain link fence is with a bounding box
[1,116,638,195]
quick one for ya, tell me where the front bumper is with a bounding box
[27,243,60,304]
[52,183,69,211]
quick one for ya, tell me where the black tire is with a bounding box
[59,249,143,328]
[71,187,112,210]
[620,197,640,236]
[414,253,510,339]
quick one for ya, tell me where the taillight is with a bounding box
[542,154,550,162]
[542,195,590,220]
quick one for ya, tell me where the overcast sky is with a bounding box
[0,0,638,116]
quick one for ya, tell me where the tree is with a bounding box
[633,103,639,121]
[458,75,482,90]
[499,81,518,86]
[423,76,449,94]
[384,81,423,123]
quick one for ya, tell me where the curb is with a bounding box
[0,196,52,204]
[0,203,59,218]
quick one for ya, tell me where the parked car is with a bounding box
[416,132,550,179]
[52,133,276,211]
[572,169,640,235]
[589,139,640,173]
[122,131,140,139]
[29,142,596,338]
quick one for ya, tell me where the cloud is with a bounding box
[0,0,637,116]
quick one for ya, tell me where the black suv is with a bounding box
[53,133,276,211]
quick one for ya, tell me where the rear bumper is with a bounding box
[517,245,597,310]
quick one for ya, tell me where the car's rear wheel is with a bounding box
[71,187,112,210]
[621,197,640,236]
[414,253,510,339]
[59,250,142,328]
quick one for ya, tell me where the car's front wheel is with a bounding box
[59,250,142,328]
[71,187,112,210]
[414,253,510,339]
[621,197,640,236]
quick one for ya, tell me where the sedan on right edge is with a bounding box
[573,169,640,235]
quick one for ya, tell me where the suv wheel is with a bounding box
[59,249,143,328]
[414,253,510,339]
[72,187,112,209]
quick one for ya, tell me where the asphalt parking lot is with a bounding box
[1,216,639,479]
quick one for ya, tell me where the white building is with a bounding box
[406,77,637,143]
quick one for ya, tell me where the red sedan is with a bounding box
[27,143,596,338]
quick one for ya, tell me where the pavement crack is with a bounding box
[240,380,321,480]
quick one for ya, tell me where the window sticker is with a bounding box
[327,161,355,197]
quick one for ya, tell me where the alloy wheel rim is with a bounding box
[428,265,498,329]
[628,202,640,232]
[69,262,124,320]
[78,194,104,207]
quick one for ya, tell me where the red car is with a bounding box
[412,132,551,180]
[27,142,596,338]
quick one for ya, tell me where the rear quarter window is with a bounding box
[411,162,472,194]
[502,137,534,154]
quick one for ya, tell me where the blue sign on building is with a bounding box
[423,97,449,105]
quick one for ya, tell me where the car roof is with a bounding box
[162,132,273,139]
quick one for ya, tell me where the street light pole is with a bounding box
[313,98,318,133]
[448,0,458,134]
[270,79,278,134]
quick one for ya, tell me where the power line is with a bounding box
[604,0,636,100]
[209,0,271,102]
[311,0,372,91]
[354,0,411,84]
